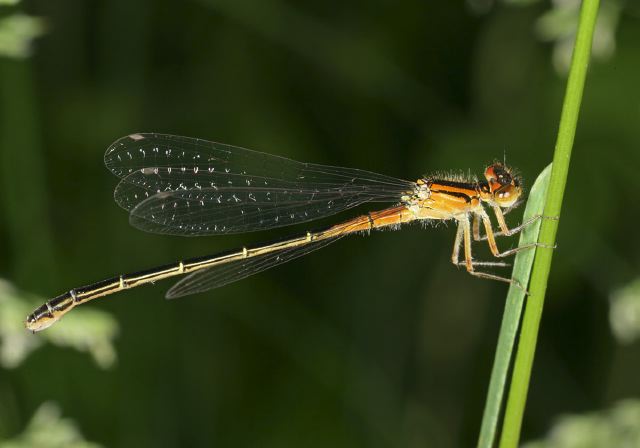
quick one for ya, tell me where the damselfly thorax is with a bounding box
[26,133,539,332]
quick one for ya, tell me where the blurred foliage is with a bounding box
[535,0,622,73]
[0,279,118,369]
[0,402,101,448]
[522,400,640,448]
[0,0,45,59]
[0,0,638,447]
[470,0,624,73]
[609,278,640,345]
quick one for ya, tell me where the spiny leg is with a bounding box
[490,205,559,238]
[451,222,464,265]
[472,214,481,241]
[455,261,511,267]
[458,214,524,288]
[471,211,551,254]
[478,210,541,258]
[475,213,542,240]
[471,213,535,260]
[452,220,509,268]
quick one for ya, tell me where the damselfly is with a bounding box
[26,133,541,332]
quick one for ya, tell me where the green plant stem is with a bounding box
[499,1,600,447]
[477,164,552,448]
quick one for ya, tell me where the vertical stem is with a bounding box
[499,1,600,446]
[477,164,551,448]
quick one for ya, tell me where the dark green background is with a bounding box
[1,1,639,446]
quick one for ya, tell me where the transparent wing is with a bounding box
[105,133,414,236]
[165,221,360,299]
[165,236,340,299]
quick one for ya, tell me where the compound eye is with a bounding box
[485,163,515,187]
[494,167,512,186]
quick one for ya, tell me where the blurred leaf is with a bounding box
[0,279,119,369]
[536,0,622,74]
[0,14,45,59]
[522,400,640,448]
[0,280,41,368]
[0,402,101,448]
[609,278,640,344]
[478,0,625,74]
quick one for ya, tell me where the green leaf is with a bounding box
[0,14,46,59]
[0,402,102,448]
[477,163,552,448]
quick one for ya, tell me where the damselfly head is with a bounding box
[483,163,522,208]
